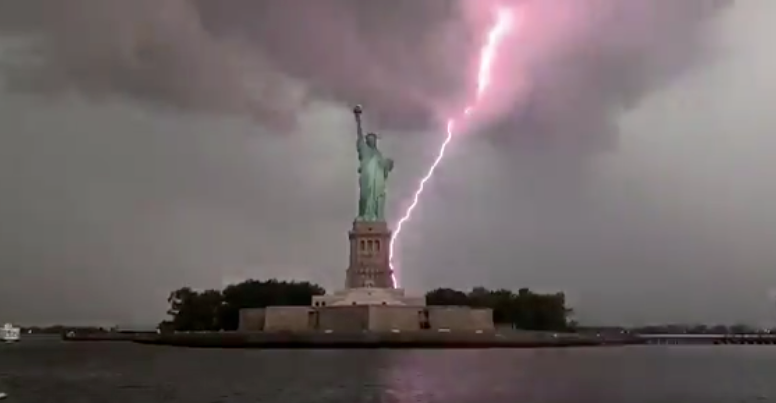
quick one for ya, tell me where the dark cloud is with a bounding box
[0,0,469,132]
[0,0,731,146]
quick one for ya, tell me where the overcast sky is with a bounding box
[1,0,774,327]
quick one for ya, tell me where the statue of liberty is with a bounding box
[352,105,394,222]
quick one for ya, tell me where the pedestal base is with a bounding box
[312,287,425,307]
[346,221,394,289]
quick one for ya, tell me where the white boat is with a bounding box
[1,323,20,342]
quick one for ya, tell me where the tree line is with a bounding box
[161,279,574,332]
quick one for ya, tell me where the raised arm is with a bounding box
[353,104,366,153]
[354,105,364,138]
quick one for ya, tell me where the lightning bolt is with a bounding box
[389,7,516,287]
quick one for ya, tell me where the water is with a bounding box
[1,337,775,402]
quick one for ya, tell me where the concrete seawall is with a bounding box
[133,331,644,349]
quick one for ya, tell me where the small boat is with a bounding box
[1,323,20,342]
[0,391,6,399]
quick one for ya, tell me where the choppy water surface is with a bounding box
[1,337,775,402]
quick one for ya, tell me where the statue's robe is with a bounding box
[357,137,392,222]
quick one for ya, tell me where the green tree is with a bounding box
[166,287,223,331]
[426,288,469,306]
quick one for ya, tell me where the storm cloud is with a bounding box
[0,0,731,146]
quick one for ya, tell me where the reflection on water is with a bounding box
[1,338,775,402]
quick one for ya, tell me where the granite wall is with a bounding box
[367,306,423,331]
[264,306,313,331]
[426,307,494,331]
[239,305,494,332]
[316,306,369,331]
[238,308,266,331]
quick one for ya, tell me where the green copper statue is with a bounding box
[353,105,394,222]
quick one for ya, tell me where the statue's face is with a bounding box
[366,134,377,147]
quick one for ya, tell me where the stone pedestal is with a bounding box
[311,220,424,308]
[345,221,393,289]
